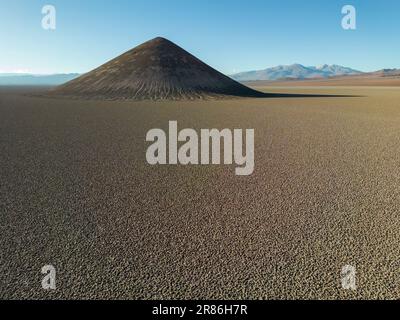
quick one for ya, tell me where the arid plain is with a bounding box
[1,85,400,299]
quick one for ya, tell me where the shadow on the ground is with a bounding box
[234,87,363,98]
[254,92,363,98]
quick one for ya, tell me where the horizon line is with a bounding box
[1,63,399,77]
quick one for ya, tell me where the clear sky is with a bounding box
[1,0,399,74]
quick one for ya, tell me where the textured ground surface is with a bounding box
[1,86,400,299]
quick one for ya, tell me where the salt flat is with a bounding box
[1,86,400,299]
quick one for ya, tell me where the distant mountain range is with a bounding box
[230,64,363,81]
[0,65,399,86]
[0,73,80,85]
[370,69,400,77]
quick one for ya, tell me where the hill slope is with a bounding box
[50,37,265,100]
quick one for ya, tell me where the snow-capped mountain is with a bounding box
[230,64,362,81]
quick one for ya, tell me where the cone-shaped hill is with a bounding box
[50,37,266,100]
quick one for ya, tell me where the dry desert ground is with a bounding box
[1,85,400,299]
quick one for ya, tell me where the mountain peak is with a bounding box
[49,37,265,100]
[144,36,176,47]
[150,36,169,42]
[316,64,329,69]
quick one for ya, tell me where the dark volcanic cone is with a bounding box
[50,37,266,100]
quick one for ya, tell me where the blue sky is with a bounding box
[1,0,399,74]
